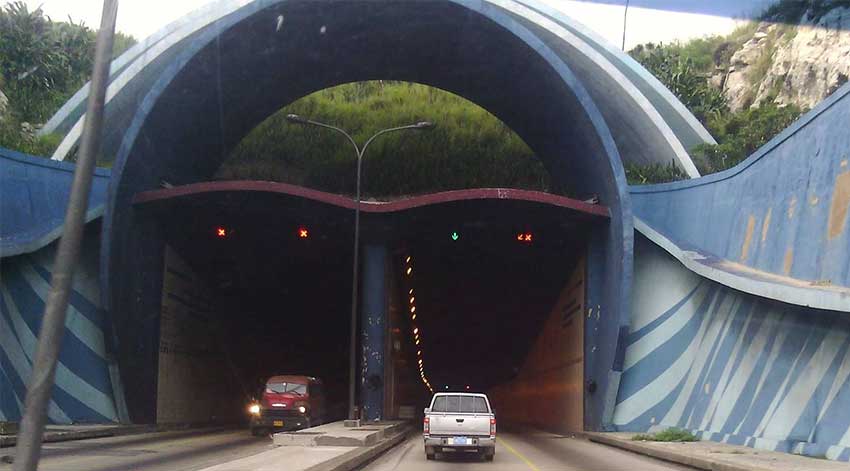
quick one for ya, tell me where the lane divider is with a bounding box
[498,436,541,471]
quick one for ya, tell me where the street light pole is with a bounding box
[286,114,433,421]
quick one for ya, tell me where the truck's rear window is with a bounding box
[431,395,489,413]
[266,382,307,394]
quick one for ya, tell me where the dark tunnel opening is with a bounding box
[134,186,603,430]
[390,198,596,431]
[147,191,357,424]
[396,212,585,391]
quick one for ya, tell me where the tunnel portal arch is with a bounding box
[103,0,633,429]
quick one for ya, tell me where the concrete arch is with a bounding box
[99,0,633,428]
[44,0,708,177]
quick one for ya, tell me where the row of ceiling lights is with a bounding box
[405,255,433,394]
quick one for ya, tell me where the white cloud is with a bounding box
[23,0,745,49]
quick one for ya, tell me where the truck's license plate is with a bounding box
[453,437,469,445]
[273,420,284,427]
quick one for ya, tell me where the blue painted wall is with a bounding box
[631,83,850,288]
[0,225,119,424]
[616,234,850,461]
[0,148,110,257]
[360,245,388,421]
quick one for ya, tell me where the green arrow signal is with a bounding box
[451,232,460,241]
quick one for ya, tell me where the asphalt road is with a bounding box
[0,428,274,471]
[361,430,695,471]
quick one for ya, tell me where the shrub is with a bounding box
[632,428,698,442]
[692,102,803,174]
[625,160,689,185]
[0,1,135,155]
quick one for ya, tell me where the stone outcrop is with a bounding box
[716,5,850,112]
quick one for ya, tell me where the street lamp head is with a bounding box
[286,113,309,124]
[414,121,435,130]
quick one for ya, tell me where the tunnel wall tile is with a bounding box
[155,246,242,424]
[489,258,585,432]
[616,234,850,462]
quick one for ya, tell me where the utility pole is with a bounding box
[12,2,118,470]
[622,0,630,51]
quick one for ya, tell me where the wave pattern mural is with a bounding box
[0,232,118,424]
[615,235,850,461]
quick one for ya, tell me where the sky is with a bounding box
[21,0,774,50]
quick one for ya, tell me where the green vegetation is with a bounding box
[219,81,551,198]
[629,41,727,124]
[761,0,850,23]
[632,428,698,442]
[690,102,802,173]
[624,161,688,185]
[0,2,135,155]
[628,18,804,182]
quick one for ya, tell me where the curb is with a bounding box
[304,426,412,471]
[1,425,154,448]
[0,423,227,449]
[586,433,772,471]
[274,421,408,448]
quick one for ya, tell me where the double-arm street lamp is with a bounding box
[286,114,434,421]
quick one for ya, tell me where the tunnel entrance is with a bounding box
[392,196,596,432]
[138,185,357,424]
[131,184,607,429]
[103,0,634,430]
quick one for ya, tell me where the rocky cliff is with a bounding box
[715,4,850,112]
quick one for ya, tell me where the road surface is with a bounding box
[0,428,273,471]
[361,430,694,471]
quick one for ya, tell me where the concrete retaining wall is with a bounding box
[615,234,850,461]
[0,225,119,424]
[631,83,850,291]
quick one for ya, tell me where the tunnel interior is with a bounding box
[147,190,357,423]
[134,187,603,428]
[392,200,590,392]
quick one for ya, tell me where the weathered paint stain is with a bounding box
[741,215,756,262]
[761,207,772,243]
[784,248,794,276]
[788,196,797,220]
[828,171,850,240]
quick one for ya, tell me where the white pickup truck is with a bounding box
[423,392,496,461]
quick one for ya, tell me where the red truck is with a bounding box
[248,375,326,435]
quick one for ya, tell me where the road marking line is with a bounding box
[498,436,541,471]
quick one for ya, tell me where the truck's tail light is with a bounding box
[490,418,496,437]
[424,417,430,435]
